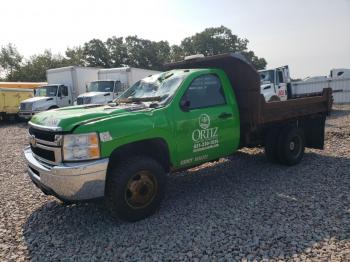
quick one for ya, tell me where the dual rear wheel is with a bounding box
[265,127,305,165]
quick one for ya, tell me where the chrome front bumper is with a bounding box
[19,111,36,119]
[24,147,108,201]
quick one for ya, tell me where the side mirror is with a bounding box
[180,99,190,112]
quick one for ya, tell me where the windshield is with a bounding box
[259,70,275,84]
[88,81,115,92]
[34,85,58,97]
[118,73,185,104]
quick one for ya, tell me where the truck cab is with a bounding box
[19,84,72,119]
[259,66,290,101]
[76,80,123,105]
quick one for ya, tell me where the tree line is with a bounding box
[0,26,267,82]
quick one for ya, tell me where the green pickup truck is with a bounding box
[24,54,332,221]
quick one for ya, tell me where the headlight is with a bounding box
[63,133,100,161]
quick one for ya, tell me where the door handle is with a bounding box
[218,112,232,119]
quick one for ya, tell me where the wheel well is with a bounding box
[49,106,59,110]
[107,138,171,173]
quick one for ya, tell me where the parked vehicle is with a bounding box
[259,66,290,101]
[76,80,122,105]
[0,82,46,121]
[0,87,33,120]
[0,82,47,89]
[24,53,332,222]
[19,66,99,119]
[292,68,350,103]
[330,68,350,78]
[77,67,161,105]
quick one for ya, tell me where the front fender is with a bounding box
[72,109,176,164]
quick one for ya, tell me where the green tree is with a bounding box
[124,36,152,68]
[124,36,171,70]
[83,39,110,67]
[106,36,127,67]
[177,26,266,69]
[65,46,86,66]
[0,43,23,80]
[150,41,171,70]
[170,45,184,63]
[11,50,69,81]
[3,25,267,81]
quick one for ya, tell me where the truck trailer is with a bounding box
[19,66,99,119]
[24,53,332,222]
[292,68,350,104]
[76,67,161,105]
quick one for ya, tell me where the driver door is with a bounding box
[113,81,122,99]
[57,85,70,107]
[276,69,288,101]
[173,73,238,168]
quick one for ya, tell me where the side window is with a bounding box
[277,71,284,85]
[182,74,226,110]
[60,85,68,96]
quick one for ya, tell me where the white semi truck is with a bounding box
[259,66,290,102]
[76,67,161,105]
[19,66,99,119]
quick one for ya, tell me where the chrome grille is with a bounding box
[29,126,62,165]
[31,145,55,162]
[77,97,92,105]
[77,97,83,105]
[29,127,56,142]
[20,102,33,111]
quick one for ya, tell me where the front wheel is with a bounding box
[105,156,166,222]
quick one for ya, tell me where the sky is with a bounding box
[0,0,349,79]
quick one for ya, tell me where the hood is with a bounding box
[21,96,53,103]
[30,103,148,132]
[79,92,110,98]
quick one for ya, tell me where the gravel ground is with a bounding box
[0,105,349,261]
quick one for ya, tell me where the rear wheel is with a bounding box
[105,156,166,222]
[277,127,305,165]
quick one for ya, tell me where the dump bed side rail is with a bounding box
[258,88,332,124]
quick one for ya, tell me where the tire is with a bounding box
[105,155,166,222]
[264,128,280,163]
[277,127,305,166]
[48,106,58,110]
[268,95,281,102]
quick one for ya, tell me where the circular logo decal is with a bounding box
[199,114,210,129]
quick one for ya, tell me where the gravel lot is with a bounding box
[0,105,349,261]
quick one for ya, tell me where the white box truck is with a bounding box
[76,67,161,105]
[19,66,99,119]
